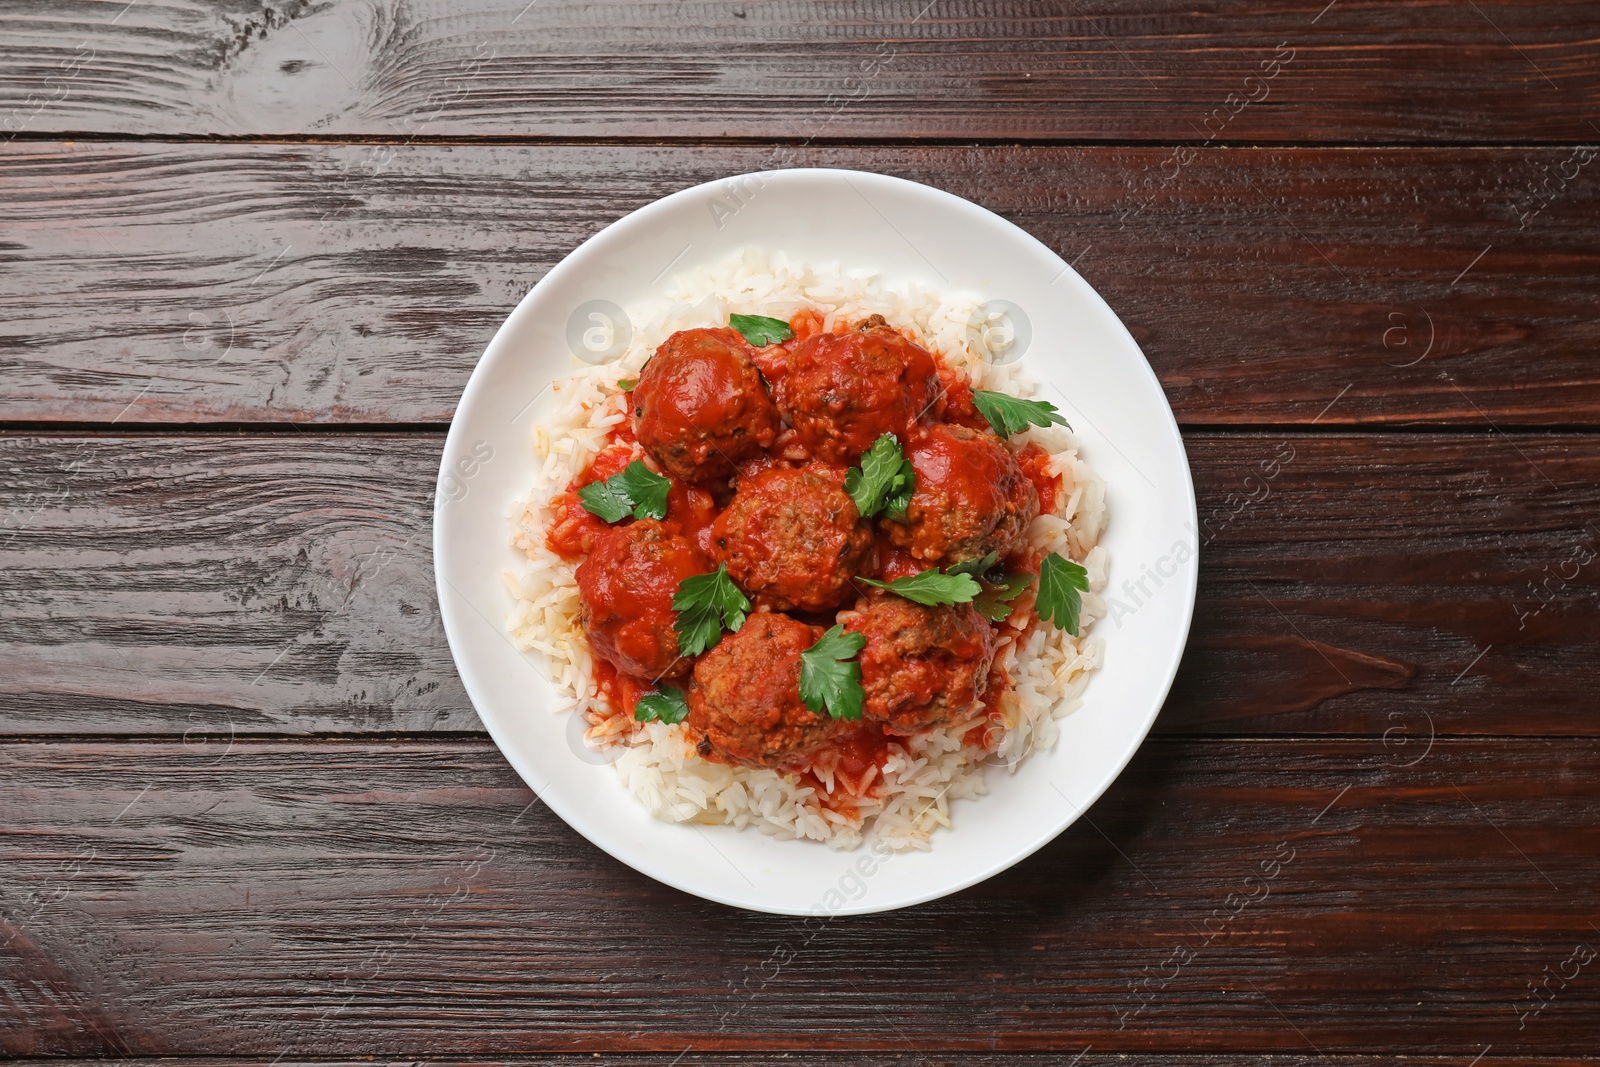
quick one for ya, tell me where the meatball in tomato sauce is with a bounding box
[713,464,872,612]
[576,519,709,681]
[776,316,939,465]
[846,594,997,735]
[632,327,780,484]
[686,612,842,769]
[884,422,1039,566]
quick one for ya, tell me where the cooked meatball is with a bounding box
[883,422,1040,565]
[845,595,997,735]
[776,318,939,465]
[632,327,781,483]
[713,464,872,611]
[576,519,709,681]
[686,612,841,769]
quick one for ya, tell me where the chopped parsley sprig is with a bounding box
[729,313,794,346]
[672,564,751,656]
[634,687,690,724]
[577,460,671,523]
[972,389,1071,437]
[798,624,866,722]
[947,550,999,577]
[1036,552,1090,636]
[844,433,916,521]
[859,568,982,606]
[861,550,1088,633]
[975,572,1034,622]
[947,551,1037,622]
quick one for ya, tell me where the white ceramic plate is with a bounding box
[434,168,1197,916]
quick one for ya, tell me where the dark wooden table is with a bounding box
[4,2,1599,1062]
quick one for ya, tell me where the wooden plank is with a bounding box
[1,0,1598,141]
[2,432,1597,737]
[0,432,463,735]
[1171,432,1600,738]
[2,737,1596,1056]
[3,142,1598,427]
[20,1063,1600,1067]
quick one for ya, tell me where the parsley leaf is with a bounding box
[947,550,999,577]
[618,378,637,392]
[859,568,981,606]
[577,459,672,523]
[1036,552,1090,635]
[844,433,916,520]
[614,461,671,520]
[799,624,866,722]
[729,313,794,346]
[881,449,916,521]
[672,564,752,656]
[971,389,1071,437]
[634,686,690,725]
[576,477,633,523]
[975,571,1034,622]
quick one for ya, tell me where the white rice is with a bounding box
[502,249,1107,851]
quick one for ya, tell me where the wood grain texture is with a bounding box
[2,0,1599,141]
[3,432,1598,737]
[0,432,460,735]
[4,142,1599,427]
[3,2,1595,1062]
[26,1062,1600,1067]
[2,737,1597,1056]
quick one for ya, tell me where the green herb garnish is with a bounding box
[577,460,672,523]
[859,568,982,606]
[730,313,794,346]
[634,686,690,724]
[1035,552,1090,635]
[844,432,916,521]
[672,564,752,656]
[576,478,633,523]
[618,378,637,392]
[798,624,866,722]
[972,389,1071,438]
[947,550,999,577]
[975,572,1034,622]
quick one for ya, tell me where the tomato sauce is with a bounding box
[1014,441,1060,517]
[835,721,894,782]
[963,668,1011,751]
[789,308,827,342]
[664,480,718,558]
[547,421,722,561]
[592,656,651,723]
[546,439,639,560]
[936,370,990,431]
[871,538,926,581]
[798,721,897,817]
[733,448,787,482]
